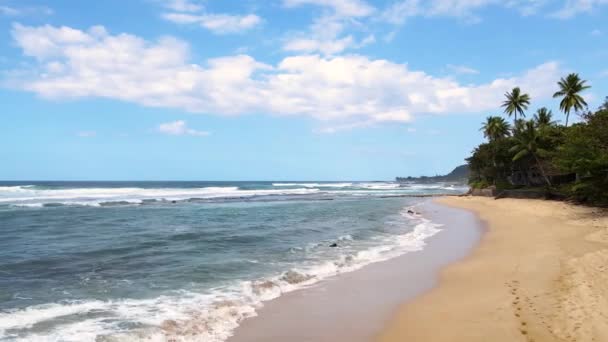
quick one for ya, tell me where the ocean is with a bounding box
[0,181,467,341]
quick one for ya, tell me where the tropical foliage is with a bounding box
[481,116,510,141]
[533,107,555,128]
[467,74,608,206]
[502,87,531,124]
[553,73,590,127]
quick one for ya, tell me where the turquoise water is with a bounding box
[0,181,466,341]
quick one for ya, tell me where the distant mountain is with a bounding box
[396,164,469,183]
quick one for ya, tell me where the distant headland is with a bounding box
[396,165,470,184]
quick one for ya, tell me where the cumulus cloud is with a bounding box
[162,12,262,33]
[158,120,209,136]
[10,24,564,131]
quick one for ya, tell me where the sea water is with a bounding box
[0,181,466,341]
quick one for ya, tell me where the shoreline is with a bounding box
[228,199,483,342]
[379,196,608,342]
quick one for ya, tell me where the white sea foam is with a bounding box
[271,182,401,190]
[272,182,353,188]
[357,182,401,190]
[0,186,320,207]
[1,206,443,342]
[0,182,467,208]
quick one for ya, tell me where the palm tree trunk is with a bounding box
[533,153,552,187]
[565,111,569,127]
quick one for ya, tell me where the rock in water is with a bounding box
[329,243,338,247]
[281,270,313,284]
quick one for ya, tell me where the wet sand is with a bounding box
[229,200,483,342]
[379,197,608,342]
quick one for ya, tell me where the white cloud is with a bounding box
[590,29,602,36]
[380,0,606,24]
[552,0,608,18]
[282,13,374,55]
[157,0,261,34]
[0,4,53,16]
[284,35,355,55]
[0,6,19,16]
[380,0,501,24]
[446,64,480,75]
[505,0,550,16]
[162,13,262,33]
[283,0,375,17]
[158,120,209,136]
[10,24,564,132]
[161,0,202,12]
[383,31,397,42]
[281,0,377,54]
[77,131,96,137]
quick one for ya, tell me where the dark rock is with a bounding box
[329,243,338,248]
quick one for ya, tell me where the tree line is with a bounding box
[467,73,608,206]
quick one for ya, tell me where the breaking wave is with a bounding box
[0,207,442,342]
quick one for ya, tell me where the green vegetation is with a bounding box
[466,76,608,206]
[553,73,590,127]
[502,87,531,124]
[396,164,469,183]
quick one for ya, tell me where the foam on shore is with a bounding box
[0,207,442,342]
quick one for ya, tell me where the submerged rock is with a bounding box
[329,243,338,248]
[281,270,313,284]
[251,280,277,295]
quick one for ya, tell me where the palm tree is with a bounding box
[533,107,555,127]
[510,120,552,186]
[552,73,590,127]
[502,87,531,125]
[480,116,510,185]
[512,118,526,135]
[480,116,511,141]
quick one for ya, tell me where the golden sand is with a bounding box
[378,197,608,342]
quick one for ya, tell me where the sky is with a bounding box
[0,0,607,181]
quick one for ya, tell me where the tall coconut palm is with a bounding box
[480,116,510,184]
[552,73,590,127]
[512,118,526,136]
[533,107,555,127]
[480,116,511,141]
[510,121,551,186]
[502,87,531,125]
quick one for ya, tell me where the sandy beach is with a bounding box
[229,200,482,342]
[379,196,608,342]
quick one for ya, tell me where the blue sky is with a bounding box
[1,0,607,181]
